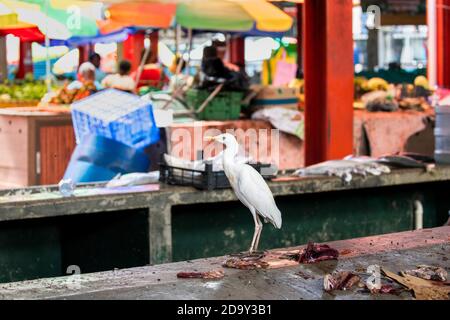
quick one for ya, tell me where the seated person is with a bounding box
[68,62,102,91]
[201,45,232,80]
[101,60,136,93]
[200,46,249,91]
[212,39,240,72]
[89,53,107,83]
[49,62,101,104]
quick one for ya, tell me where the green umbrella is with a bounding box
[10,0,102,38]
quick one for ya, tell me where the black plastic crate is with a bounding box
[159,158,273,191]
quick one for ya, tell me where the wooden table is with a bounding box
[0,107,75,189]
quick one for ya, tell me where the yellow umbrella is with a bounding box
[0,13,18,26]
[0,3,19,27]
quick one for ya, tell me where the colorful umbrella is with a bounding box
[98,0,293,34]
[2,0,102,40]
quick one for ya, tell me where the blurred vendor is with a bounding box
[89,53,107,82]
[212,39,240,72]
[49,62,101,105]
[201,45,232,79]
[201,45,249,91]
[68,62,102,91]
[102,60,136,93]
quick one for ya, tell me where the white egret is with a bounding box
[206,133,282,253]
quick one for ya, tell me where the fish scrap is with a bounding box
[222,254,269,270]
[177,270,225,280]
[280,243,339,264]
[323,271,361,292]
[299,243,339,264]
[403,265,447,282]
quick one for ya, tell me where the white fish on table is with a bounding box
[293,159,391,183]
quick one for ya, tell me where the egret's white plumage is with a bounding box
[207,133,282,253]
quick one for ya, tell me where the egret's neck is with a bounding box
[223,141,239,164]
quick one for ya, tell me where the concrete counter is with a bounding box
[2,167,450,221]
[0,167,449,284]
[0,167,450,266]
[0,227,448,300]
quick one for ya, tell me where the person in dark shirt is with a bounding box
[212,39,240,72]
[201,45,232,79]
[200,45,249,91]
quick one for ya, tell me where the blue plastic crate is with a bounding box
[71,89,160,149]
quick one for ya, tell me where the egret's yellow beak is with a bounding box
[204,136,216,142]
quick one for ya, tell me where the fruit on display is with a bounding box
[354,76,370,98]
[288,78,305,110]
[367,77,389,91]
[0,79,48,103]
[49,81,98,105]
[414,75,429,90]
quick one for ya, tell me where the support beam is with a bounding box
[116,41,124,62]
[229,36,245,68]
[123,32,145,72]
[149,30,159,63]
[367,28,379,71]
[16,41,33,79]
[436,0,450,88]
[0,36,7,81]
[148,201,172,265]
[296,3,303,74]
[427,0,437,88]
[303,0,354,166]
[78,44,92,66]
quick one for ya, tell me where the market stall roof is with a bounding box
[269,0,304,3]
[97,0,293,34]
[0,22,45,42]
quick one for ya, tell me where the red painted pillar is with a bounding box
[229,36,245,68]
[78,44,93,65]
[16,41,33,79]
[123,32,145,72]
[436,0,450,88]
[149,30,159,63]
[296,3,303,73]
[303,0,354,165]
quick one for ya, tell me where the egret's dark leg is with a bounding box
[253,215,263,252]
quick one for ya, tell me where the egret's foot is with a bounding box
[229,251,265,261]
